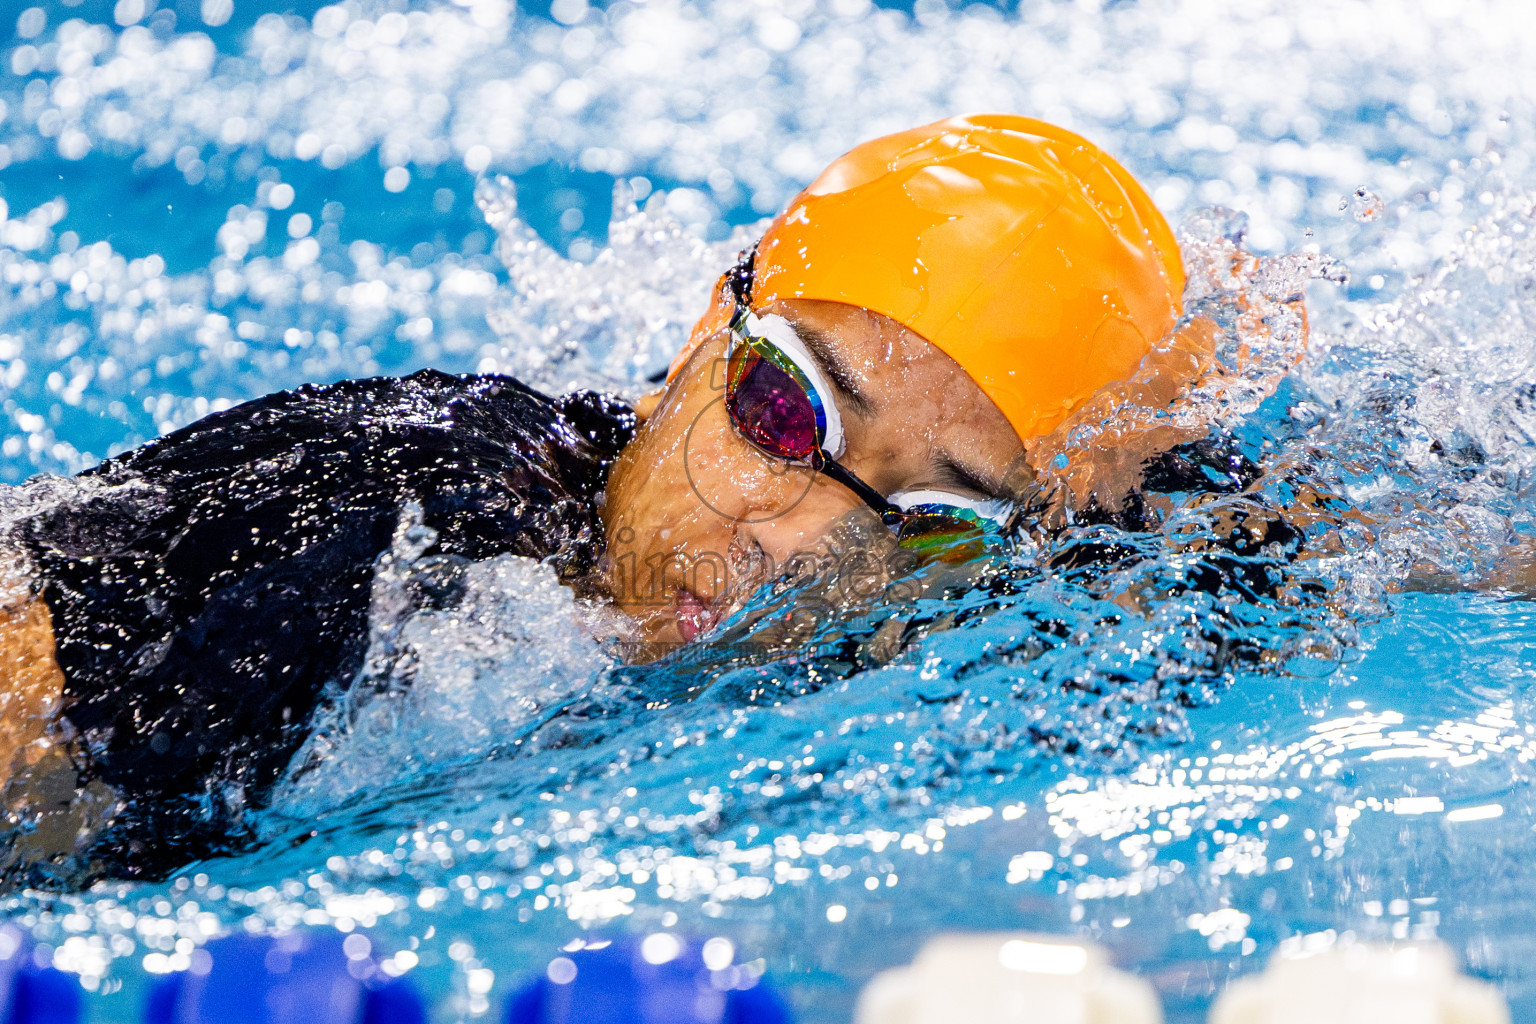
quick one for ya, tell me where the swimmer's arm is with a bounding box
[0,588,67,788]
[1481,539,1536,594]
[1400,536,1536,597]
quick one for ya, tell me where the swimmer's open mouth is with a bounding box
[674,587,722,643]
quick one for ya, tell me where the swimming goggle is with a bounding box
[722,257,1013,563]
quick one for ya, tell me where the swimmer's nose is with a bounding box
[733,477,871,577]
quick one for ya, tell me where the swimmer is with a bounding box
[0,115,1273,885]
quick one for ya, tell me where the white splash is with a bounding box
[474,175,758,396]
[273,506,626,815]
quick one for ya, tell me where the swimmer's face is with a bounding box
[601,298,1027,651]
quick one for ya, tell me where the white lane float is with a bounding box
[855,932,1162,1024]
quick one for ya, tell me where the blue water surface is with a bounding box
[5,1,1536,1022]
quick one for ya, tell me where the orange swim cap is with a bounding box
[674,114,1186,443]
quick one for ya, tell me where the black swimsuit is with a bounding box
[14,370,634,881]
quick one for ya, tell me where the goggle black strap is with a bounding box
[726,244,758,309]
[816,454,904,521]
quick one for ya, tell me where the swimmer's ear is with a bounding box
[632,388,665,423]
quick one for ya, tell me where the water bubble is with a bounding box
[15,7,46,39]
[553,79,590,113]
[113,0,146,27]
[701,937,734,970]
[757,15,802,51]
[1349,186,1386,222]
[464,145,492,174]
[549,0,588,25]
[546,957,577,984]
[199,0,232,28]
[640,933,681,964]
[57,130,90,160]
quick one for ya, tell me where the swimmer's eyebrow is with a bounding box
[790,321,877,418]
[934,452,1013,503]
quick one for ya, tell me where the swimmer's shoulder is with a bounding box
[89,370,637,481]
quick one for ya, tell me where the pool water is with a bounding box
[5,0,1536,1021]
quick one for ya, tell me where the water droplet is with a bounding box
[1350,187,1385,222]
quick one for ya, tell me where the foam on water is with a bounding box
[476,174,755,393]
[4,0,1536,1021]
[277,505,626,812]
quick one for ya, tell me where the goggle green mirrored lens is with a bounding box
[894,507,996,564]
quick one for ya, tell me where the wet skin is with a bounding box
[601,298,1030,650]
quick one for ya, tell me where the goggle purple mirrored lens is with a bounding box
[725,346,820,461]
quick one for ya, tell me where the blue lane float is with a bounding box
[142,931,425,1024]
[0,924,82,1024]
[506,934,793,1024]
